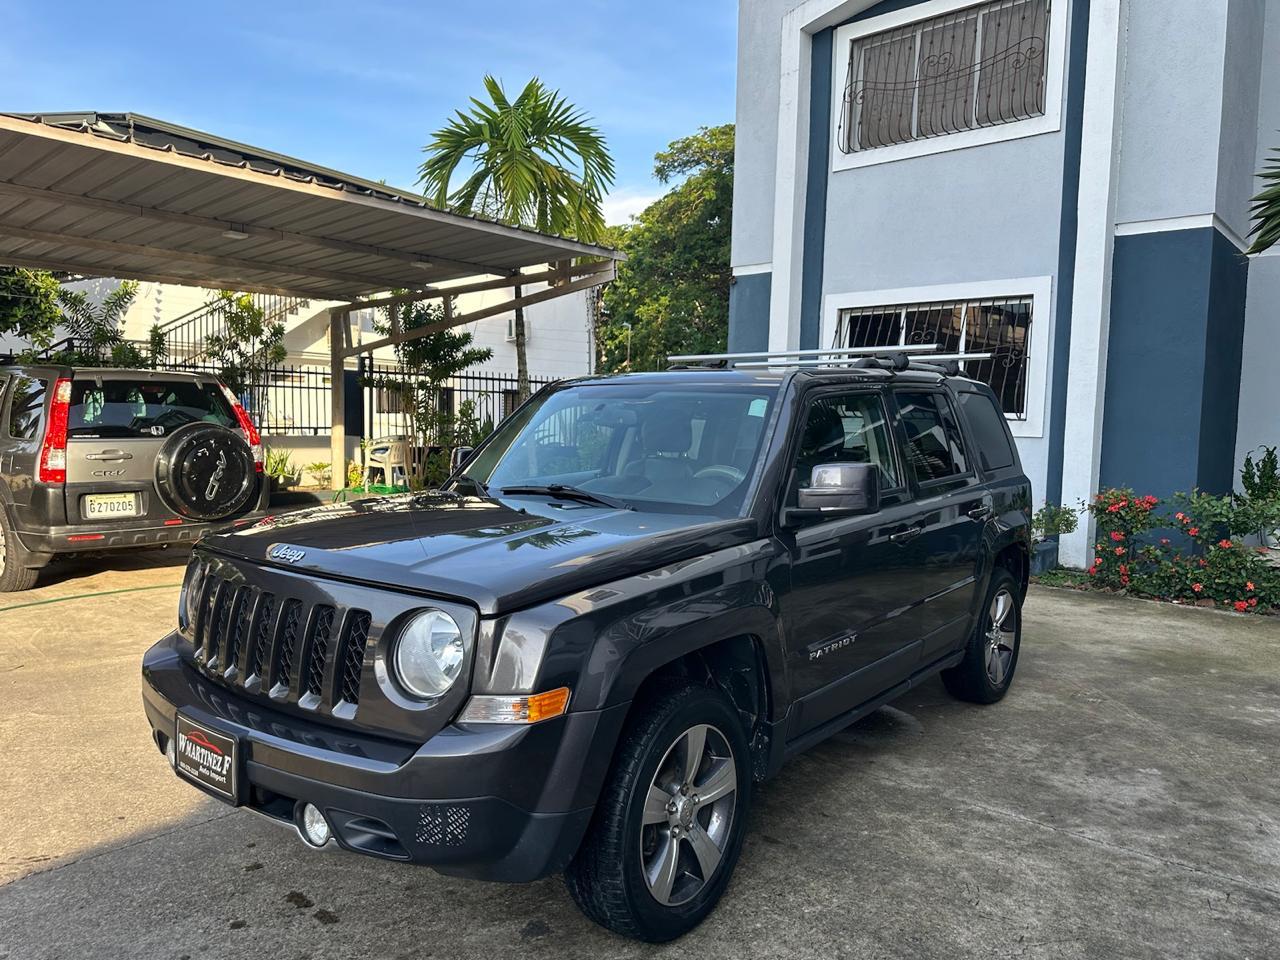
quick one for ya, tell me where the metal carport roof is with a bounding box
[0,111,624,488]
[0,112,620,299]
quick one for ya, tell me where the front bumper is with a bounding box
[141,636,625,882]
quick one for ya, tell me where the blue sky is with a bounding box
[0,0,737,223]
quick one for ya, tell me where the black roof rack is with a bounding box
[666,345,991,376]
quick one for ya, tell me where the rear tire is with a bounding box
[565,683,751,942]
[0,507,39,593]
[941,568,1022,704]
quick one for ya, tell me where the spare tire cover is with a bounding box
[154,422,256,521]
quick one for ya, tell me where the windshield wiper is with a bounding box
[498,484,633,511]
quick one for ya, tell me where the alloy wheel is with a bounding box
[984,588,1017,686]
[639,723,737,906]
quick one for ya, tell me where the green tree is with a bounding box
[203,291,288,404]
[418,75,615,399]
[597,124,733,373]
[55,281,148,366]
[1248,145,1280,255]
[364,298,492,488]
[0,267,62,347]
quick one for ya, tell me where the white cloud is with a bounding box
[602,187,662,225]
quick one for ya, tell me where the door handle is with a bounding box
[889,525,923,545]
[84,451,134,462]
[968,506,993,521]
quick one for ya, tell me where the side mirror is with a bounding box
[785,462,880,525]
[450,445,474,472]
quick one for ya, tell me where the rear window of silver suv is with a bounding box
[67,379,236,439]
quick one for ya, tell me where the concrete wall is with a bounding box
[1235,0,1280,479]
[811,1,1074,503]
[1101,228,1249,498]
[730,0,796,271]
[1101,0,1268,501]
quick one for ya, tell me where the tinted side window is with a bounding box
[896,391,969,483]
[957,390,1015,471]
[7,376,47,441]
[792,392,899,498]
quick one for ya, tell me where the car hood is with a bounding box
[202,491,757,615]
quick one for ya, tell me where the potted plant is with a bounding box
[1030,501,1079,573]
[263,447,299,492]
[304,461,333,489]
[1241,445,1280,552]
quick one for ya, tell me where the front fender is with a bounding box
[475,538,787,713]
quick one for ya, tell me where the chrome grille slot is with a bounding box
[206,581,233,669]
[339,611,372,705]
[272,599,304,694]
[304,606,336,699]
[193,566,218,661]
[246,592,276,680]
[225,585,257,675]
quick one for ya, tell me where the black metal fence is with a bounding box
[155,359,547,440]
[362,363,549,441]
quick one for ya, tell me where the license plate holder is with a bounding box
[173,714,239,803]
[83,492,139,519]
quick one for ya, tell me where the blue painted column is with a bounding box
[1099,228,1249,497]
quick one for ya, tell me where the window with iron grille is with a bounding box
[839,0,1051,154]
[376,386,405,415]
[833,296,1032,418]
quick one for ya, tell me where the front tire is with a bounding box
[941,568,1022,704]
[565,684,751,942]
[0,507,39,593]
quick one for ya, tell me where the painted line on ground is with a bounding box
[0,582,181,614]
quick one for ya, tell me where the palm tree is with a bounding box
[419,76,615,398]
[1247,145,1280,255]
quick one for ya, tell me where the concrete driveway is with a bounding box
[1,569,1278,960]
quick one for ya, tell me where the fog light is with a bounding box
[297,803,332,848]
[164,736,176,768]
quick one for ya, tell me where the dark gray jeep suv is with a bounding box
[0,364,268,591]
[140,360,1032,941]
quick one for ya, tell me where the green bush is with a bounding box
[1031,501,1079,543]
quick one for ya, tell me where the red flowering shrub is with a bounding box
[1086,489,1160,589]
[1083,487,1278,612]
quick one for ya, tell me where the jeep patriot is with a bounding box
[141,359,1031,941]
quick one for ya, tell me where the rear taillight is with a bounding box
[219,383,264,473]
[38,378,73,484]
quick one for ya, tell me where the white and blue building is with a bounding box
[728,0,1279,566]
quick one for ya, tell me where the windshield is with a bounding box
[67,379,237,439]
[455,382,779,517]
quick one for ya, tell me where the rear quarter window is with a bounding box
[7,376,47,440]
[957,389,1017,471]
[67,380,236,439]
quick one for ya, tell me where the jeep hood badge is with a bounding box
[269,544,307,564]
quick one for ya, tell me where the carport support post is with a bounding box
[329,306,348,492]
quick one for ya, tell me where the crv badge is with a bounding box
[270,544,306,564]
[205,450,228,501]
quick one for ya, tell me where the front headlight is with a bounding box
[393,609,466,699]
[179,560,204,634]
